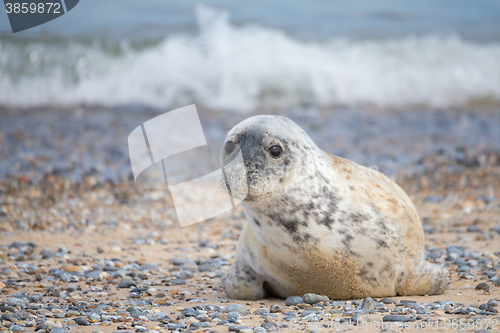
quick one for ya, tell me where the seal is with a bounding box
[219,115,449,300]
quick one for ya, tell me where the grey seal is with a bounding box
[220,115,449,300]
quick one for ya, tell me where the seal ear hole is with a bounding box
[269,145,282,158]
[225,141,236,155]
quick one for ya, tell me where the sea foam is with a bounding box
[1,6,500,111]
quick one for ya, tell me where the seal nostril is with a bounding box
[269,145,282,158]
[225,141,236,155]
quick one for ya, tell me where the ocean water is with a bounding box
[1,0,500,111]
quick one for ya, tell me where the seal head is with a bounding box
[220,115,331,203]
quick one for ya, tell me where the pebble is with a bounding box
[302,293,329,304]
[476,282,490,292]
[487,300,498,307]
[285,296,303,306]
[351,314,364,325]
[269,304,282,313]
[225,304,249,316]
[0,306,15,312]
[361,297,374,310]
[261,322,277,330]
[166,323,180,330]
[171,258,197,266]
[382,315,410,322]
[118,280,135,288]
[74,317,90,326]
[7,298,22,306]
[171,279,186,285]
[228,326,251,332]
[301,310,320,317]
[380,298,397,304]
[467,226,482,233]
[49,329,66,333]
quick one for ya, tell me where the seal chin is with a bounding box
[242,188,283,205]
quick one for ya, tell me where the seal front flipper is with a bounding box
[221,259,266,300]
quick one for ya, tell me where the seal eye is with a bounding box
[225,141,236,155]
[269,145,282,158]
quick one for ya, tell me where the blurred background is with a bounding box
[0,0,500,230]
[1,0,500,111]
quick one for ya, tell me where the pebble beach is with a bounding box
[1,105,500,333]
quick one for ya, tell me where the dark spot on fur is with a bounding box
[253,219,261,227]
[376,239,389,249]
[350,213,368,223]
[343,234,354,248]
[293,232,315,244]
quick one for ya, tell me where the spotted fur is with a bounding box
[220,115,450,300]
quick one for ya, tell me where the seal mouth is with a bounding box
[241,187,283,204]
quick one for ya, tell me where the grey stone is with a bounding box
[487,299,498,307]
[118,279,135,288]
[85,270,102,279]
[269,304,281,313]
[225,304,248,316]
[151,312,171,320]
[380,298,397,304]
[166,323,180,330]
[261,322,277,330]
[171,279,186,285]
[74,317,90,326]
[467,226,482,233]
[302,293,329,304]
[424,195,441,203]
[382,315,410,322]
[182,309,200,317]
[9,325,22,332]
[228,326,250,332]
[7,298,22,306]
[361,297,374,310]
[171,258,197,266]
[285,296,303,306]
[49,329,66,333]
[88,313,100,322]
[139,264,159,272]
[453,308,470,315]
[476,282,490,292]
[301,310,320,317]
[491,276,500,286]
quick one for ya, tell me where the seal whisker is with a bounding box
[204,181,231,212]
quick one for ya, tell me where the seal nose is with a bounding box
[221,141,242,169]
[224,141,236,155]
